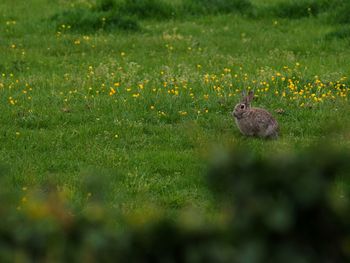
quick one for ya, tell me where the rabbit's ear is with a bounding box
[241,90,246,100]
[241,90,248,102]
[241,90,252,105]
[246,91,254,103]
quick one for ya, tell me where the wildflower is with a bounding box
[158,111,166,117]
[6,20,16,25]
[109,87,116,96]
[9,97,16,105]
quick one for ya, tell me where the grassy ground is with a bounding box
[1,0,349,217]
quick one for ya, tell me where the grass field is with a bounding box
[1,0,350,218]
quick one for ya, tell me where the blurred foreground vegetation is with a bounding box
[1,144,349,262]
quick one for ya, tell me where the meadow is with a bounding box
[1,0,350,217]
[1,0,350,261]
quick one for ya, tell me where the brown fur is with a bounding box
[232,91,279,139]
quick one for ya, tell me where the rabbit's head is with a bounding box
[233,91,254,119]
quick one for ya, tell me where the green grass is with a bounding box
[0,0,350,217]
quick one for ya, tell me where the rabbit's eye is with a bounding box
[240,105,245,109]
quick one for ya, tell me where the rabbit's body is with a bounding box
[232,91,279,139]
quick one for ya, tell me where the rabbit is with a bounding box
[232,91,279,139]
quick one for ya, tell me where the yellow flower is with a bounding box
[109,87,116,96]
[9,97,16,105]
